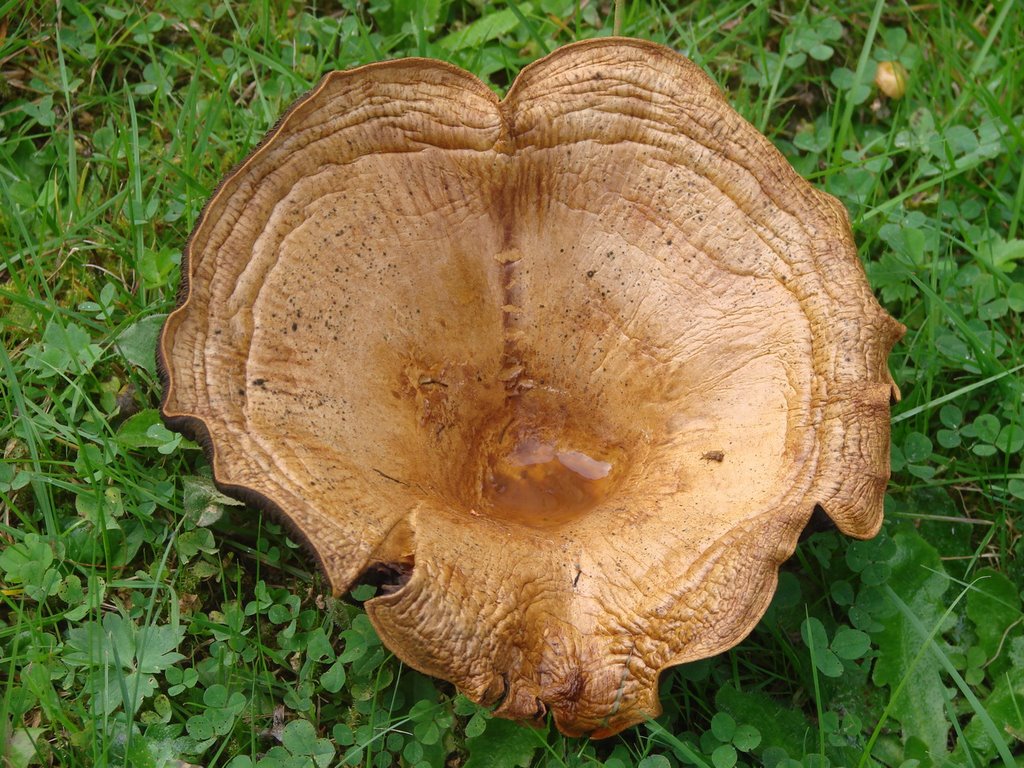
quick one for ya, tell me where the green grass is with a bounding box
[2,1,1023,766]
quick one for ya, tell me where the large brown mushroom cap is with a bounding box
[160,39,904,737]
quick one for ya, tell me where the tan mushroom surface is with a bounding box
[159,38,905,737]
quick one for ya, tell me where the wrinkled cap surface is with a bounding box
[159,39,905,737]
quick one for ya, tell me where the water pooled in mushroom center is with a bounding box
[482,437,613,526]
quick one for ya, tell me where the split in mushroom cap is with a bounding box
[159,38,905,738]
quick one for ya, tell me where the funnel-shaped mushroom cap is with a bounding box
[160,39,904,737]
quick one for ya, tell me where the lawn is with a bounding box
[1,1,1022,767]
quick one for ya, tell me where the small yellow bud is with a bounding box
[874,61,908,99]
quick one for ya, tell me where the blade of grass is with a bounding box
[646,719,714,768]
[857,578,966,768]
[508,1,550,55]
[892,362,1024,423]
[830,0,886,163]
[885,586,1016,768]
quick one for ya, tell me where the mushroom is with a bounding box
[159,39,904,737]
